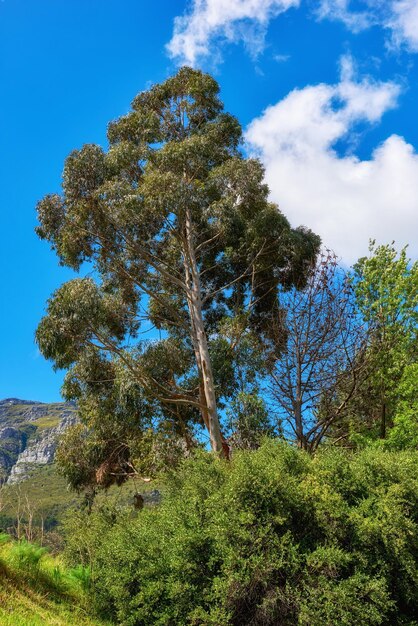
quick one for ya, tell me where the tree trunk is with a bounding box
[294,350,306,449]
[184,208,226,457]
[294,400,306,449]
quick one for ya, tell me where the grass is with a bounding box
[31,415,61,430]
[1,463,160,523]
[0,534,109,626]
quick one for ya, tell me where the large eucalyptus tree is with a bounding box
[36,67,319,458]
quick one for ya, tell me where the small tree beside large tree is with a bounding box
[269,250,367,451]
[350,242,418,440]
[36,67,320,467]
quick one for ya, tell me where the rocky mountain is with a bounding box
[0,399,160,538]
[0,398,77,485]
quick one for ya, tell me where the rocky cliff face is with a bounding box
[0,398,77,485]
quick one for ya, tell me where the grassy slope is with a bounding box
[1,465,79,517]
[0,465,80,540]
[0,576,106,626]
[0,538,109,626]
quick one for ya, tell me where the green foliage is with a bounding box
[350,242,418,441]
[64,442,418,625]
[353,243,418,335]
[226,391,277,449]
[385,363,418,450]
[7,540,47,574]
[36,65,319,468]
[0,536,104,626]
[0,532,10,545]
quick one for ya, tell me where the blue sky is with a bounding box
[1,0,417,402]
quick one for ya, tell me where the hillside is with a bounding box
[0,399,160,539]
[0,399,79,538]
[0,574,107,626]
[0,534,108,625]
[0,398,77,485]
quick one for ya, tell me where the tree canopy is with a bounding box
[36,67,320,477]
[270,250,366,451]
[350,242,418,441]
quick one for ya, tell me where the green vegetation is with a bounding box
[387,363,418,449]
[0,464,159,547]
[0,534,107,625]
[350,242,418,441]
[0,465,78,545]
[32,415,61,430]
[35,64,319,472]
[1,67,413,625]
[63,442,418,626]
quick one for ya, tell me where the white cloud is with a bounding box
[245,56,418,263]
[316,0,418,53]
[167,0,418,65]
[389,0,418,51]
[166,0,300,66]
[315,0,373,32]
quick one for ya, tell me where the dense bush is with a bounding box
[64,441,418,625]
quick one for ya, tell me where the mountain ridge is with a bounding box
[0,398,77,484]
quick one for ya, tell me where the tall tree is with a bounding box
[36,68,319,458]
[269,250,366,451]
[351,242,418,439]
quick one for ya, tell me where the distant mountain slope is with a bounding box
[0,398,77,484]
[0,399,158,540]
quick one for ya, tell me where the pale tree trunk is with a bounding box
[184,207,226,457]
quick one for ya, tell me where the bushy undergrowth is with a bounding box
[64,442,418,626]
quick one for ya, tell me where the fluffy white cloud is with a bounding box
[317,0,418,52]
[166,0,300,66]
[167,0,418,65]
[389,0,418,51]
[245,57,418,263]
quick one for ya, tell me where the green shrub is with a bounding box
[64,442,418,625]
[0,532,10,545]
[67,564,92,592]
[8,540,47,573]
